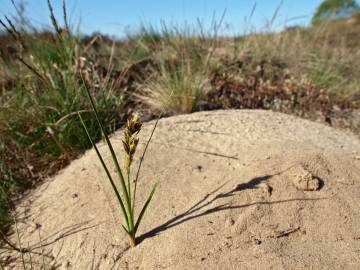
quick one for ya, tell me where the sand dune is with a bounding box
[3,110,360,270]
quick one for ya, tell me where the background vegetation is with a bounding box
[312,0,360,24]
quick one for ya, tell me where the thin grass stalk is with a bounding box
[14,217,26,270]
[269,0,284,29]
[62,0,70,35]
[27,242,33,270]
[78,113,130,230]
[4,15,27,50]
[127,173,131,212]
[47,0,62,37]
[131,116,160,220]
[80,81,134,232]
[37,230,46,270]
[0,231,23,252]
[10,0,31,30]
[0,19,17,44]
[16,57,48,85]
[133,183,157,234]
[46,127,68,156]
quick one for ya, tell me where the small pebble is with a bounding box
[253,238,262,245]
[225,217,235,227]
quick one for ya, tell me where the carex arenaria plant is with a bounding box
[79,82,159,247]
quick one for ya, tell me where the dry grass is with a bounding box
[137,58,210,114]
[231,18,360,97]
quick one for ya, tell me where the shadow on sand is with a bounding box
[137,173,326,244]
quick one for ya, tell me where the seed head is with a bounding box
[123,114,142,173]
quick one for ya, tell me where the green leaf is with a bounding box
[81,79,134,230]
[78,113,130,230]
[121,224,130,234]
[131,115,161,217]
[134,183,157,235]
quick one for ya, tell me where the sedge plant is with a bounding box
[78,83,159,247]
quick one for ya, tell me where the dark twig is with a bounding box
[0,231,29,253]
[275,227,300,238]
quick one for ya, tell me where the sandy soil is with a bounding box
[2,110,360,270]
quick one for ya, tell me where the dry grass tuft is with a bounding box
[137,58,210,114]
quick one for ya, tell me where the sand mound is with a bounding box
[3,110,360,270]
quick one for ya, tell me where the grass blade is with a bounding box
[78,113,130,230]
[37,230,46,270]
[121,224,130,235]
[27,242,33,270]
[134,183,157,235]
[81,79,134,230]
[14,216,26,270]
[132,116,161,216]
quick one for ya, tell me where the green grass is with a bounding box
[0,152,29,231]
[0,1,125,233]
[79,81,159,247]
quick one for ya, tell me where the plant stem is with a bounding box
[128,233,136,247]
[81,80,134,232]
[14,217,26,270]
[127,172,133,223]
[132,117,160,215]
[78,113,130,230]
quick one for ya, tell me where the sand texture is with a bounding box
[2,110,360,270]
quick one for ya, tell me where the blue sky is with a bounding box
[0,0,324,37]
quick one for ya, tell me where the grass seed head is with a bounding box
[123,114,142,173]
